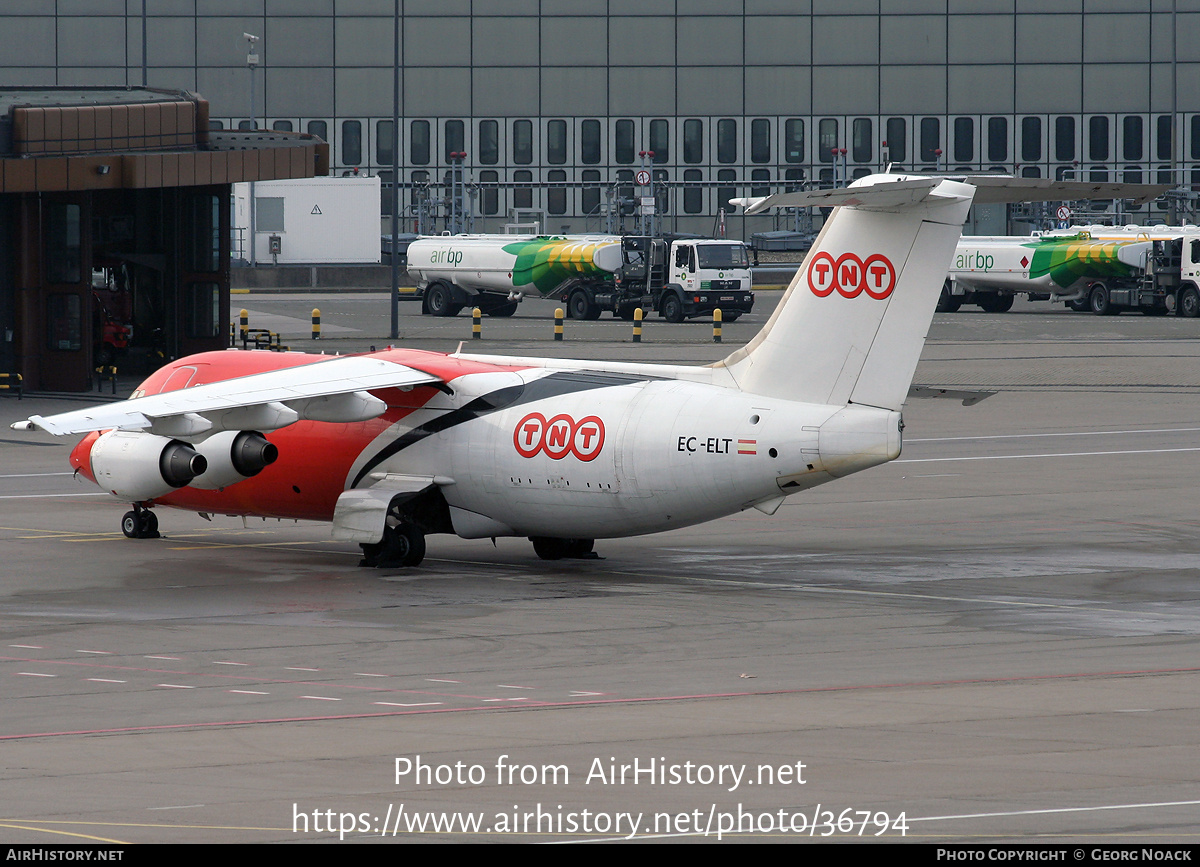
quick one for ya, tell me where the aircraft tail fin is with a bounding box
[717,174,975,411]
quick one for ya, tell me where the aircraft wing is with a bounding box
[13,355,445,437]
[734,176,1170,215]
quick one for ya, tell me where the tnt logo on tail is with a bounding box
[807,252,896,299]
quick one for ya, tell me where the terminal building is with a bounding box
[3,1,1196,237]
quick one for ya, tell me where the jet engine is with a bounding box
[189,430,279,490]
[88,430,208,501]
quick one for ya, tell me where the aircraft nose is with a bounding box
[70,431,100,483]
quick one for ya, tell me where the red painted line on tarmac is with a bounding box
[2,665,1198,741]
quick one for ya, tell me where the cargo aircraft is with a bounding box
[12,175,1164,567]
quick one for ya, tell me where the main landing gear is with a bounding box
[121,505,159,539]
[529,537,597,561]
[359,502,426,568]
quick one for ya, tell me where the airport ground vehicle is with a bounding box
[406,234,754,322]
[939,232,1200,316]
[14,174,1165,567]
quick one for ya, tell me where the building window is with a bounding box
[410,120,430,165]
[46,293,82,351]
[751,168,770,198]
[953,117,973,163]
[513,170,532,209]
[919,118,940,162]
[885,118,906,163]
[272,120,293,132]
[717,169,736,214]
[479,170,499,215]
[1123,166,1143,184]
[307,120,327,140]
[684,119,703,164]
[654,169,669,213]
[186,283,221,339]
[819,118,838,163]
[987,117,1007,163]
[784,168,805,191]
[1054,116,1075,162]
[615,119,635,164]
[479,120,499,165]
[1021,117,1042,162]
[46,203,81,285]
[376,120,394,165]
[650,119,669,164]
[683,168,703,213]
[1089,116,1109,162]
[1157,115,1173,162]
[187,194,222,273]
[444,119,465,160]
[547,120,567,165]
[1123,116,1143,161]
[784,119,804,163]
[547,170,567,215]
[581,120,601,164]
[852,118,873,163]
[512,119,532,164]
[581,170,601,215]
[717,119,737,164]
[751,119,770,164]
[341,120,362,165]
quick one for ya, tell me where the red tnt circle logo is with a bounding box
[807,252,895,299]
[513,412,606,462]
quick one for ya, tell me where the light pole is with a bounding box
[245,33,260,267]
[244,33,260,129]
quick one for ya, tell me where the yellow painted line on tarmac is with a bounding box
[0,821,130,844]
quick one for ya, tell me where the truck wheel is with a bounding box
[661,293,684,323]
[977,293,1012,313]
[486,301,518,317]
[936,282,962,313]
[1067,298,1090,312]
[1089,283,1116,316]
[425,283,460,317]
[723,312,741,322]
[568,289,598,321]
[1179,286,1200,319]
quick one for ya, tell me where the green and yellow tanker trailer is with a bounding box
[406,234,754,322]
[941,233,1164,315]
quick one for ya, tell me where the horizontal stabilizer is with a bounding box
[736,176,1170,215]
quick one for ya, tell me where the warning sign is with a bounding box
[311,204,322,215]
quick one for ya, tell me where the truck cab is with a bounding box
[658,239,754,322]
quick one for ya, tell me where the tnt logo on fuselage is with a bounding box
[807,252,896,299]
[514,412,605,462]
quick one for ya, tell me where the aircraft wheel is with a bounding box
[425,283,459,317]
[1179,286,1200,319]
[121,509,159,539]
[377,522,426,568]
[661,293,684,323]
[568,289,597,321]
[531,536,569,560]
[564,538,595,558]
[1089,283,1116,316]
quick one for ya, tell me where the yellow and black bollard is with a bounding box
[632,307,643,343]
[554,307,564,341]
[239,308,249,343]
[712,308,723,343]
[472,307,482,339]
[311,308,321,340]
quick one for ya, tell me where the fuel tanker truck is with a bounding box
[405,234,754,322]
[939,232,1200,315]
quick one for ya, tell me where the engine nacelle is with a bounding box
[89,431,208,502]
[189,430,279,490]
